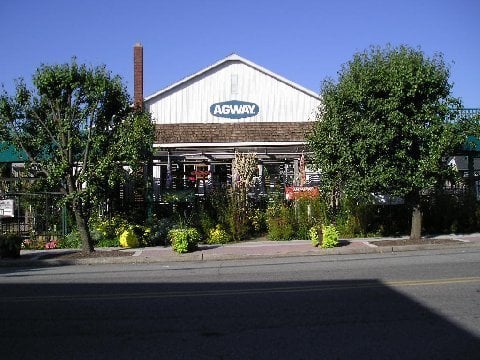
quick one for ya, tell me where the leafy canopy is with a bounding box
[0,58,154,208]
[307,45,463,201]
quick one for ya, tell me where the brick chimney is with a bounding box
[133,43,144,110]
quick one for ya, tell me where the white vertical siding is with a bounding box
[145,61,320,125]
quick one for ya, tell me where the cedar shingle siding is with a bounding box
[155,122,313,144]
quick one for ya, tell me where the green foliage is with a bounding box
[201,188,261,241]
[324,198,410,238]
[149,216,175,246]
[307,45,465,237]
[0,233,23,258]
[321,225,340,248]
[250,208,268,234]
[226,189,254,242]
[0,59,154,252]
[168,227,201,253]
[197,205,216,239]
[58,231,82,249]
[89,216,127,247]
[267,201,295,241]
[163,190,196,204]
[90,214,177,248]
[94,216,127,239]
[309,225,323,247]
[422,192,480,234]
[95,236,120,248]
[293,197,327,239]
[22,238,46,250]
[263,195,330,241]
[207,225,231,244]
[119,227,139,248]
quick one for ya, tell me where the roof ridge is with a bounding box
[143,54,320,102]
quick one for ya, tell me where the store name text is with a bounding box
[210,100,259,119]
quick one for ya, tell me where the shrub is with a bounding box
[22,237,47,250]
[198,210,215,240]
[58,231,82,249]
[88,216,129,248]
[119,227,139,248]
[96,236,120,248]
[150,217,175,246]
[0,233,23,258]
[309,225,323,247]
[203,188,264,241]
[267,202,294,241]
[250,208,267,235]
[267,216,294,240]
[93,216,127,242]
[131,225,150,247]
[226,189,253,242]
[168,227,201,253]
[321,225,340,248]
[207,225,231,244]
[294,197,325,240]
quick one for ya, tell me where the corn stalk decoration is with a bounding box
[229,151,257,241]
[231,151,257,190]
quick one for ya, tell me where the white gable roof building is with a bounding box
[145,54,319,126]
[135,46,321,193]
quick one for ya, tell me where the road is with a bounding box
[1,248,479,359]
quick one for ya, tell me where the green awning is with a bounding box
[0,142,27,162]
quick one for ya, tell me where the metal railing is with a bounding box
[454,108,480,120]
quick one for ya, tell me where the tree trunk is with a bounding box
[73,202,94,253]
[410,203,422,240]
[66,173,94,254]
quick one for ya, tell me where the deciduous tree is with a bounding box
[307,45,464,239]
[0,59,154,253]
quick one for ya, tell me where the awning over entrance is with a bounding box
[153,144,310,163]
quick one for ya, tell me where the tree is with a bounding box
[307,45,464,239]
[0,59,154,253]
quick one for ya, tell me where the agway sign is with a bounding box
[210,100,259,119]
[0,199,14,218]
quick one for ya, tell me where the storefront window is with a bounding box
[264,163,293,190]
[154,159,303,200]
[211,163,231,188]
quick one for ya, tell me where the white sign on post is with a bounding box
[0,199,14,218]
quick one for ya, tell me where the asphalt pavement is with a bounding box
[2,233,480,267]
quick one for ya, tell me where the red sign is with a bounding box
[190,170,210,180]
[285,186,319,200]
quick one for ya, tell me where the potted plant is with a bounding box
[0,233,23,259]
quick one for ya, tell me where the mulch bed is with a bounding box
[38,250,134,260]
[372,238,462,247]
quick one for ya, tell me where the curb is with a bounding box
[1,240,479,268]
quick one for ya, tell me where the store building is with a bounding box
[134,44,322,199]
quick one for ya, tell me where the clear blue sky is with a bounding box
[1,0,478,107]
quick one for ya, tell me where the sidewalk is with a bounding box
[3,233,480,267]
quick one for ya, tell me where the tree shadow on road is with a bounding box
[0,279,478,359]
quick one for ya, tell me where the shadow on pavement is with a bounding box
[0,280,478,359]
